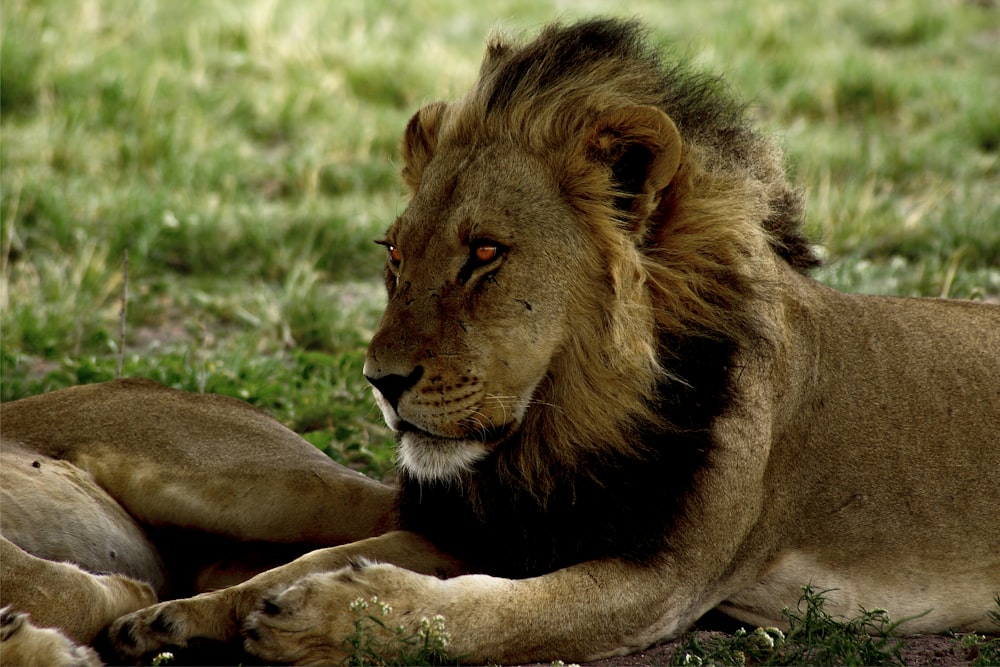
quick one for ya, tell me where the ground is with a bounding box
[585,632,982,667]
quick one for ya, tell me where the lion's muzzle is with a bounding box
[365,365,424,412]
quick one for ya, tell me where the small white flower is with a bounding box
[151,652,175,667]
[750,626,775,649]
[417,615,451,649]
[763,627,785,643]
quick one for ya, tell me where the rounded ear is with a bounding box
[400,102,448,195]
[584,105,682,232]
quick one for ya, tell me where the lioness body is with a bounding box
[2,18,998,666]
[0,379,397,662]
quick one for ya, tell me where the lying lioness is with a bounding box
[2,17,999,666]
[0,378,398,664]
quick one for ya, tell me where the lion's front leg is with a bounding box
[241,557,712,666]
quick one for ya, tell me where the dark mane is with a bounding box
[397,18,823,534]
[398,333,736,577]
[473,18,819,272]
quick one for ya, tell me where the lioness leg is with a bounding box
[1,379,398,546]
[0,607,102,667]
[0,538,156,645]
[105,531,469,662]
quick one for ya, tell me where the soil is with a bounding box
[574,631,984,667]
[520,612,994,667]
[128,627,995,667]
[526,630,978,667]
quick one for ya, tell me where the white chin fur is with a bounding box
[397,432,488,484]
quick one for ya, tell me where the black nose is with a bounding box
[365,366,424,411]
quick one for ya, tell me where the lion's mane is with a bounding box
[398,19,819,576]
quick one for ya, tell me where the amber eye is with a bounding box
[374,239,402,268]
[378,243,402,267]
[388,245,402,265]
[473,243,499,264]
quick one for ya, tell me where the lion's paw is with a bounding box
[243,565,420,665]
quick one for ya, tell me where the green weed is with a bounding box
[341,596,455,666]
[673,585,909,666]
[959,595,1000,667]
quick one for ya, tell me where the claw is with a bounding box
[260,598,282,617]
[111,619,139,648]
[149,610,177,636]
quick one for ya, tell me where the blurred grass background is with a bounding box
[2,0,998,478]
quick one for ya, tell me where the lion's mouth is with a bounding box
[396,419,514,446]
[393,418,520,483]
[395,428,488,484]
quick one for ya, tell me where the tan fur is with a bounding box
[0,538,156,646]
[0,379,397,663]
[0,607,102,667]
[4,18,999,666]
[370,20,808,493]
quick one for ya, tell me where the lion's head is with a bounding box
[364,18,817,492]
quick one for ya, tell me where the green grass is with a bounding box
[2,0,999,480]
[673,589,1000,667]
[960,595,1000,666]
[671,586,908,666]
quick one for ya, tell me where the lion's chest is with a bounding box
[398,334,738,577]
[397,443,701,578]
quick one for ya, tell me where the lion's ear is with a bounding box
[401,102,448,194]
[584,105,682,233]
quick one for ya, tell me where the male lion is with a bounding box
[3,17,998,666]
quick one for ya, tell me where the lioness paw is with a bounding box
[103,598,208,663]
[0,607,102,667]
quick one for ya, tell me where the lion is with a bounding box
[2,17,998,666]
[0,607,102,667]
[0,379,398,664]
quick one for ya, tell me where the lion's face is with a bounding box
[365,142,594,482]
[365,101,682,484]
